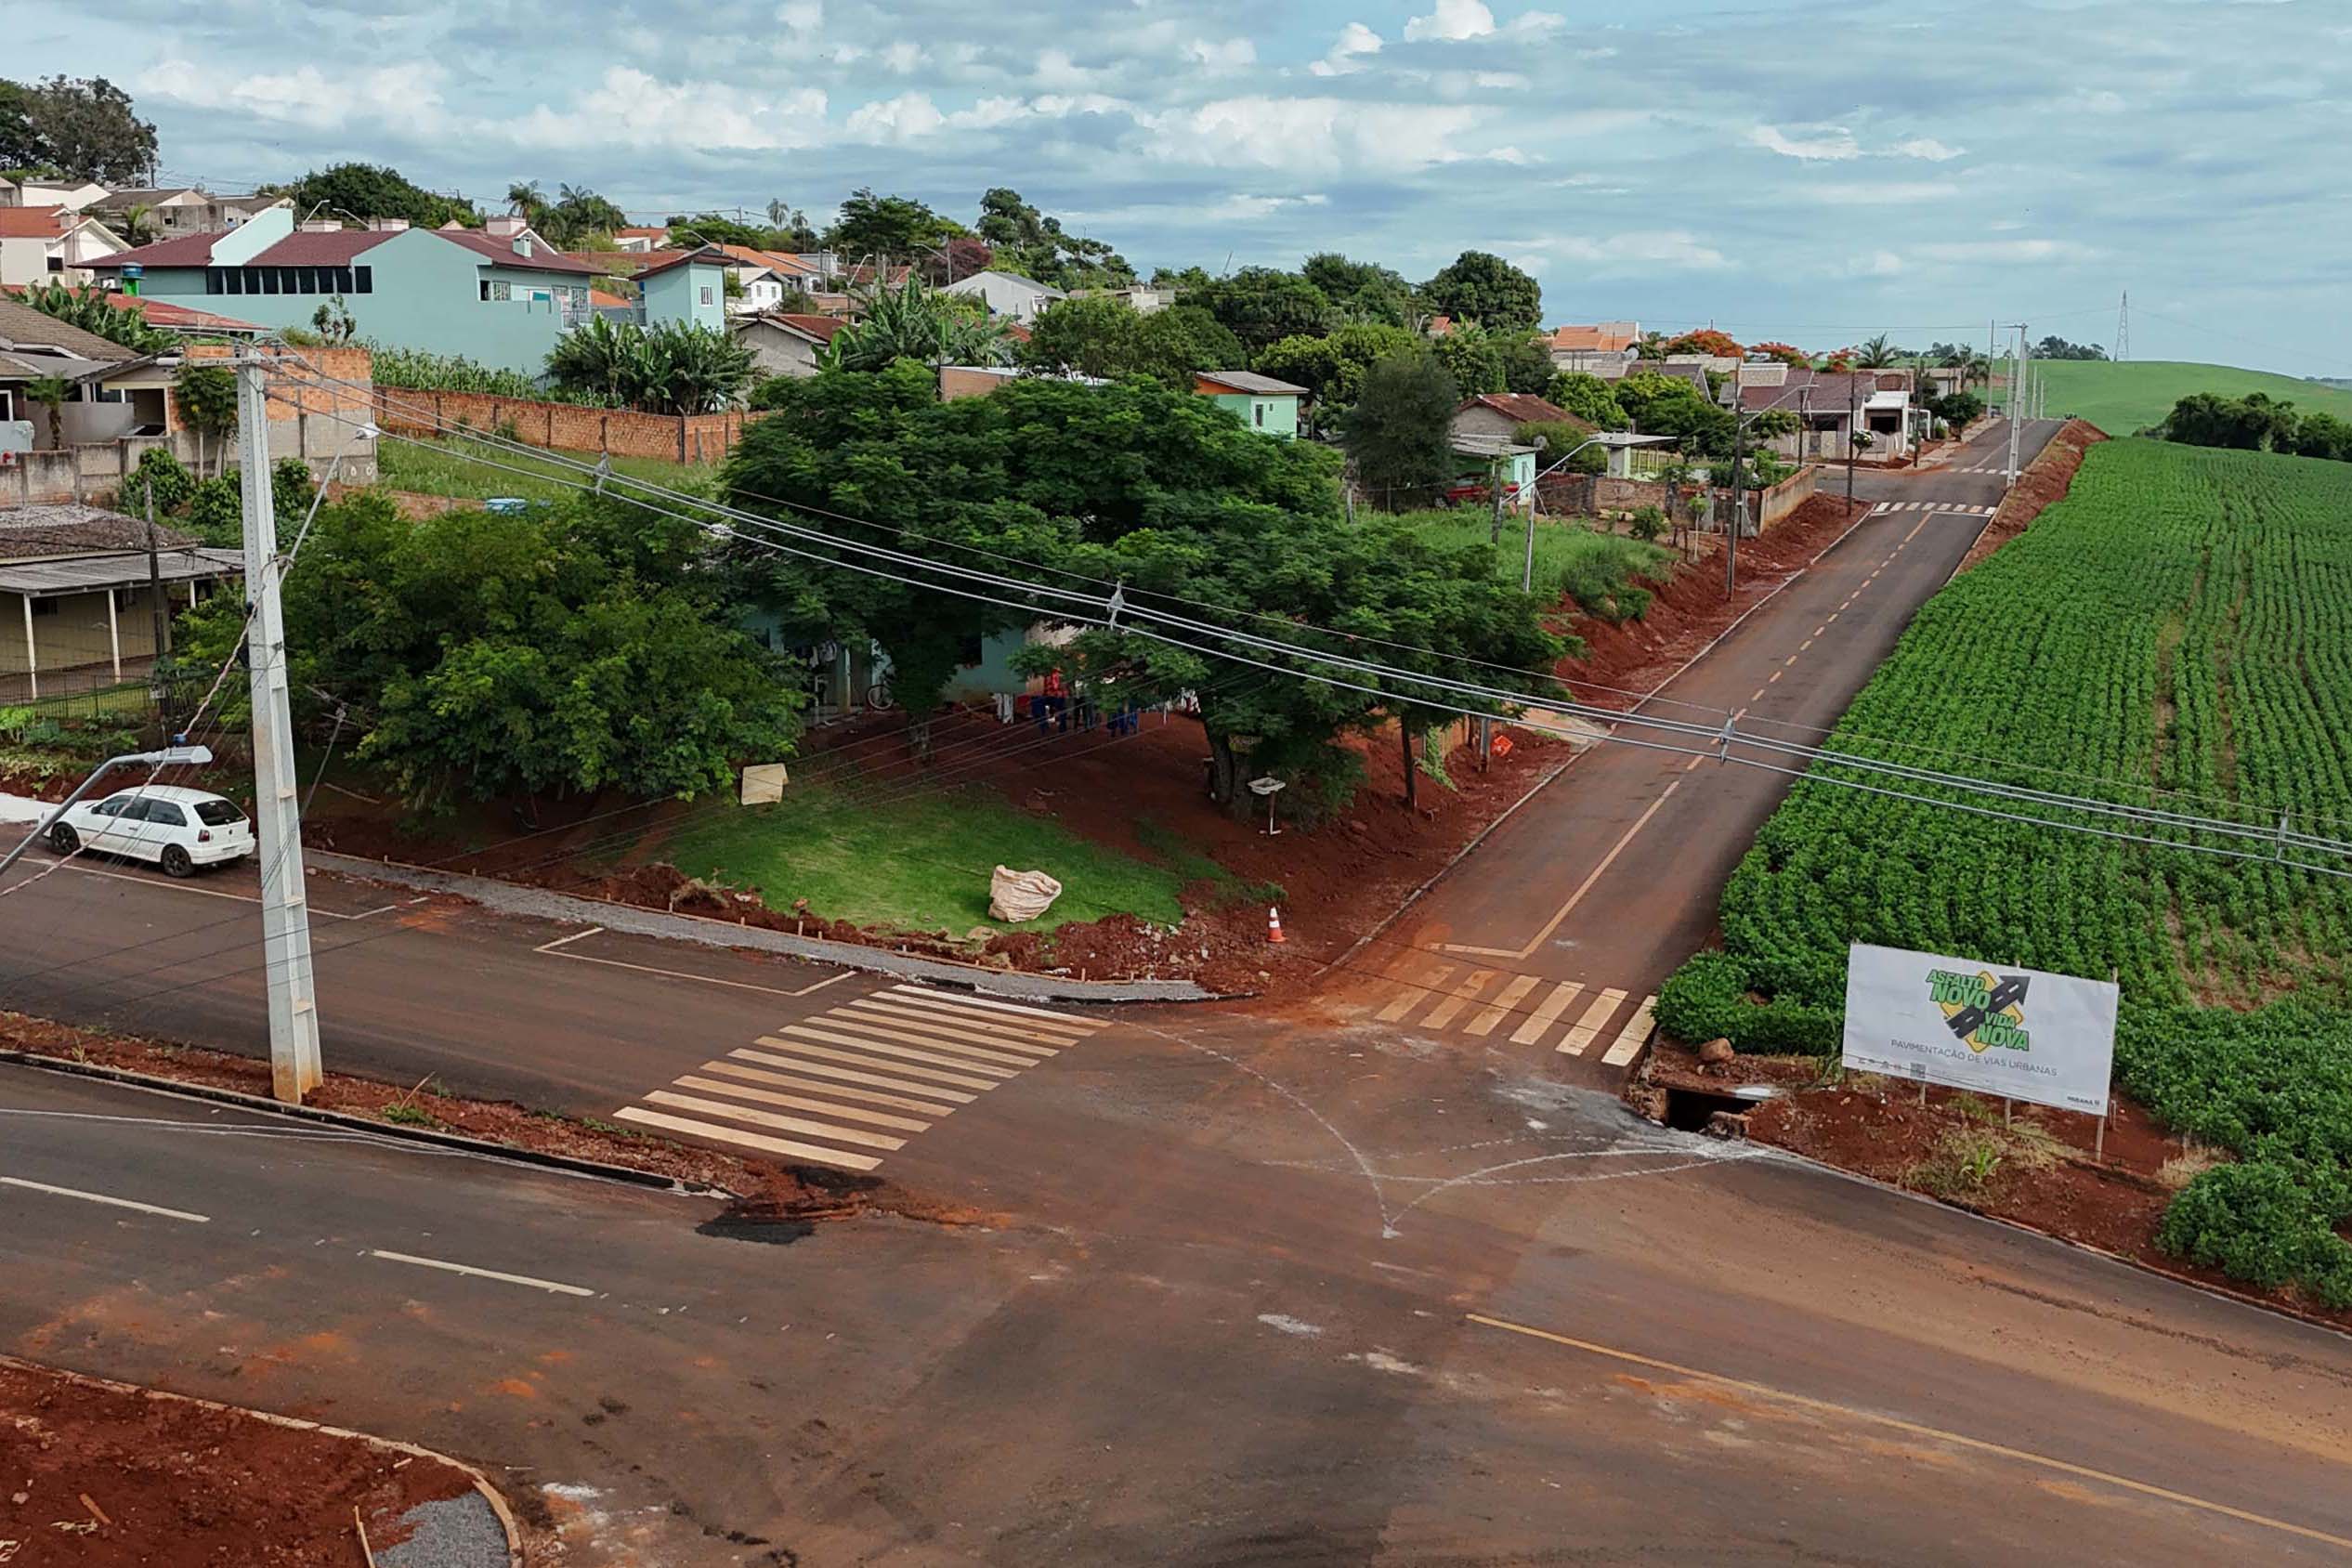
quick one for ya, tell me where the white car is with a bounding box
[46,786,255,877]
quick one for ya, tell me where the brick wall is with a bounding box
[370,385,761,464]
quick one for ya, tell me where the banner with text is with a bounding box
[1842,944,2116,1116]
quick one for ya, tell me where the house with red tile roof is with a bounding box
[1451,392,1593,444]
[1543,321,1640,372]
[733,311,846,379]
[0,206,130,289]
[85,210,603,373]
[2,283,263,337]
[611,226,671,253]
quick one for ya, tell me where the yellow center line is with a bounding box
[1749,686,1766,702]
[1799,638,1814,651]
[1768,670,1783,684]
[1783,654,1798,668]
[1440,782,1682,960]
[1464,1313,2352,1554]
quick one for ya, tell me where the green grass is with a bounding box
[660,783,1187,936]
[2004,360,2352,438]
[1388,510,1677,619]
[1133,817,1285,908]
[376,437,717,506]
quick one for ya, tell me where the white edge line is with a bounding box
[532,926,606,955]
[1,1174,208,1222]
[369,1248,595,1297]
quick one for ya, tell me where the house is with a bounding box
[1078,285,1180,315]
[1735,368,1917,463]
[590,288,634,323]
[713,245,820,317]
[1544,321,1639,372]
[1596,358,1712,395]
[1449,433,1540,508]
[1194,371,1307,439]
[735,311,844,379]
[0,207,129,288]
[86,188,288,241]
[84,209,604,374]
[942,269,1066,324]
[0,503,240,700]
[0,177,109,213]
[632,245,735,331]
[0,297,176,451]
[610,226,670,254]
[1452,392,1589,446]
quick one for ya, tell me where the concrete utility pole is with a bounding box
[2005,325,2027,488]
[1726,408,1746,596]
[143,495,173,736]
[1845,372,1859,512]
[235,356,324,1104]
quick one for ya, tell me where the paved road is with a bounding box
[1319,417,2070,1083]
[7,1055,2349,1565]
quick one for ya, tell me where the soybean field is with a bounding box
[1660,438,2352,1305]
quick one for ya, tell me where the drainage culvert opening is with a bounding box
[1663,1087,1756,1131]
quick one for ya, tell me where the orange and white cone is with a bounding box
[1267,906,1287,944]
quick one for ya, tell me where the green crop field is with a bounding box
[1659,438,2352,1305]
[2002,359,2352,438]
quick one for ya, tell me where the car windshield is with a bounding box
[193,800,244,827]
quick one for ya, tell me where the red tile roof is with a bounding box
[589,289,629,309]
[631,244,737,281]
[6,287,263,334]
[766,312,844,342]
[434,229,605,275]
[0,205,67,239]
[1546,323,1637,354]
[613,227,669,239]
[1458,392,1588,428]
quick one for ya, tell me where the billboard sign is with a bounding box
[1842,944,2116,1116]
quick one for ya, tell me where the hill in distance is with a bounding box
[1993,360,2352,438]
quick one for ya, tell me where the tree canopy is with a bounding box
[1419,251,1543,335]
[664,210,817,253]
[1616,370,1734,456]
[1253,322,1421,424]
[1192,268,1340,355]
[1015,296,1244,385]
[1544,371,1630,430]
[1,76,156,183]
[722,366,1559,811]
[826,188,962,263]
[1340,350,1460,507]
[271,163,478,229]
[1300,253,1415,327]
[181,494,797,809]
[507,181,628,247]
[811,277,1012,372]
[973,189,1135,290]
[544,318,756,413]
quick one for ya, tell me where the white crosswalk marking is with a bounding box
[1418,969,1494,1029]
[1511,981,1584,1046]
[1559,988,1629,1056]
[608,988,1106,1172]
[1466,973,1541,1037]
[1601,995,1658,1066]
[1377,960,1456,1023]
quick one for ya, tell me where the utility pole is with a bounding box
[2006,324,2028,487]
[1725,408,1745,597]
[143,494,173,738]
[236,355,323,1104]
[1845,371,1858,512]
[2116,290,2130,363]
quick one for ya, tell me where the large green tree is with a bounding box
[973,188,1134,290]
[545,318,756,413]
[1544,371,1631,430]
[180,494,797,809]
[1193,267,1339,355]
[1252,323,1421,424]
[273,163,477,229]
[8,76,156,183]
[1339,350,1460,508]
[1431,322,1507,396]
[1420,251,1543,335]
[1017,296,1242,384]
[1615,370,1734,456]
[1300,253,1414,327]
[826,188,960,263]
[811,277,1012,372]
[723,365,1558,806]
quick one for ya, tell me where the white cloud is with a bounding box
[1888,137,1965,161]
[1144,97,1494,176]
[1517,229,1731,274]
[139,59,446,129]
[880,42,925,74]
[1934,238,2096,262]
[1749,124,1862,161]
[1309,22,1384,76]
[1803,180,1962,204]
[1033,49,1103,90]
[504,70,828,151]
[845,91,947,142]
[1187,38,1257,72]
[1846,250,1904,277]
[2069,89,2128,114]
[776,0,821,35]
[1405,0,1496,41]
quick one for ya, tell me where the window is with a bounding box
[29,598,59,617]
[241,267,261,294]
[333,266,353,294]
[205,268,221,294]
[260,268,280,294]
[193,800,244,828]
[91,385,124,404]
[1253,402,1266,427]
[45,255,61,273]
[353,266,372,294]
[91,796,127,818]
[296,267,319,294]
[479,279,490,302]
[144,801,187,828]
[699,286,713,307]
[278,267,297,293]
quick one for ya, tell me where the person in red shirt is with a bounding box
[1035,668,1068,733]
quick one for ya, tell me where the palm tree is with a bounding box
[23,374,70,450]
[118,202,158,247]
[820,278,1013,372]
[504,181,544,217]
[1854,333,1900,369]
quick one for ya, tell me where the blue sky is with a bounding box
[19,0,2352,372]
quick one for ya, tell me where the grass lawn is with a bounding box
[376,436,718,506]
[2000,360,2352,438]
[660,782,1188,935]
[1389,509,1677,618]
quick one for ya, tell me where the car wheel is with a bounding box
[46,823,79,855]
[161,844,195,878]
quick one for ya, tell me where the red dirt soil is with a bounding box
[1638,1039,2352,1333]
[0,1358,481,1568]
[302,498,1876,996]
[0,1011,994,1229]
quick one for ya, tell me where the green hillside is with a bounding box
[1996,360,2352,438]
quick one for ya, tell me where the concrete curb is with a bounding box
[0,1049,733,1199]
[1328,498,1887,977]
[308,850,1216,1005]
[0,1352,527,1567]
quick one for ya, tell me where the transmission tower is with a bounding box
[2115,290,2130,363]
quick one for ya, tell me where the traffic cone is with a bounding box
[1268,906,1287,944]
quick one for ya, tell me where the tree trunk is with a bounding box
[1400,720,1418,809]
[1205,728,1239,809]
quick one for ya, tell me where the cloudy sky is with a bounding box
[19,0,2351,372]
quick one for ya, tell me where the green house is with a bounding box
[634,246,734,332]
[1194,370,1306,439]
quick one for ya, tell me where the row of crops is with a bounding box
[1659,438,2352,1306]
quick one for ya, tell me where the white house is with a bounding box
[942,268,1066,324]
[0,177,110,212]
[0,207,128,288]
[86,188,288,241]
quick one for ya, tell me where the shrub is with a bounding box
[184,476,242,547]
[116,448,193,517]
[1628,504,1666,542]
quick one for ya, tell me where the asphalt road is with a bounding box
[7,1055,2349,1565]
[1319,417,2071,1083]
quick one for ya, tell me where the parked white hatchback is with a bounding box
[46,786,255,877]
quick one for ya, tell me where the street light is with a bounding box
[0,744,215,878]
[1521,431,1674,592]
